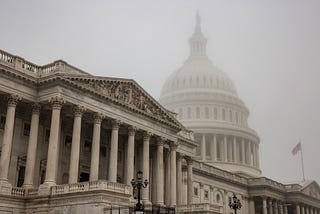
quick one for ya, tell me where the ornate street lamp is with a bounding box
[131,170,148,211]
[229,194,242,214]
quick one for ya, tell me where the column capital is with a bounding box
[128,126,137,136]
[7,94,22,107]
[143,131,152,141]
[93,113,104,124]
[32,103,41,114]
[185,156,193,165]
[111,119,121,129]
[157,136,166,146]
[49,96,65,110]
[169,140,179,150]
[73,105,86,117]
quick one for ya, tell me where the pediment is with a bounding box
[60,75,183,130]
[301,181,320,200]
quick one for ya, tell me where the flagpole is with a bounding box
[300,143,306,181]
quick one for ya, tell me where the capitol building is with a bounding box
[0,15,319,214]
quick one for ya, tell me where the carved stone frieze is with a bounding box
[65,77,181,129]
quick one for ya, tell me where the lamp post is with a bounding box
[131,170,148,212]
[229,194,242,214]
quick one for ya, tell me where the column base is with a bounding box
[0,180,12,195]
[38,181,56,196]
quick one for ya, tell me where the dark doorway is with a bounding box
[17,166,25,187]
[80,172,89,182]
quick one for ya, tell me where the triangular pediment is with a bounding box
[301,181,320,200]
[59,75,183,130]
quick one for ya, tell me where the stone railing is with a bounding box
[0,49,90,77]
[11,187,39,197]
[248,177,286,191]
[177,203,223,213]
[51,180,130,196]
[193,161,248,185]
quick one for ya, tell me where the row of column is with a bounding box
[296,203,319,214]
[0,95,194,207]
[260,197,287,214]
[200,134,259,168]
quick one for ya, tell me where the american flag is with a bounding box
[291,142,301,155]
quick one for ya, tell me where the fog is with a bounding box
[1,0,319,185]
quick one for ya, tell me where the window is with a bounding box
[23,122,31,136]
[194,187,198,196]
[100,146,107,157]
[17,166,25,187]
[204,190,209,199]
[44,128,50,143]
[216,194,221,203]
[229,110,233,122]
[84,140,91,152]
[196,107,200,119]
[65,135,72,148]
[0,115,6,130]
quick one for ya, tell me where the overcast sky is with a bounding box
[1,0,319,185]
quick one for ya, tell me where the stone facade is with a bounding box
[0,15,319,214]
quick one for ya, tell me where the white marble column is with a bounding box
[125,126,136,185]
[296,204,301,214]
[302,205,305,214]
[23,103,41,188]
[246,141,251,165]
[253,143,257,167]
[256,144,260,168]
[155,138,164,205]
[284,205,288,214]
[241,139,246,164]
[311,208,314,214]
[262,197,268,214]
[43,97,64,187]
[211,134,216,161]
[142,131,151,204]
[233,136,237,162]
[186,157,193,205]
[90,113,102,181]
[68,106,85,184]
[0,95,20,188]
[249,198,255,214]
[223,135,228,162]
[176,153,182,206]
[269,200,274,214]
[165,149,171,205]
[306,207,310,214]
[170,142,177,207]
[201,134,206,161]
[108,120,120,182]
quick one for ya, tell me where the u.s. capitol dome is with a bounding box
[159,14,261,177]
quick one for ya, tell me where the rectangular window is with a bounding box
[222,109,226,120]
[65,135,72,148]
[205,107,209,119]
[0,115,6,130]
[84,140,91,153]
[214,108,218,120]
[17,166,25,187]
[23,122,31,136]
[204,190,209,199]
[194,187,198,196]
[229,110,233,122]
[100,146,107,157]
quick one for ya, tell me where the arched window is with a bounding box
[229,110,233,122]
